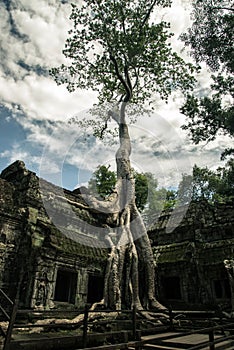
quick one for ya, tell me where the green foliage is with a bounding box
[215,159,234,199]
[164,189,177,209]
[132,169,150,211]
[177,173,193,205]
[51,0,196,121]
[145,174,175,209]
[181,0,234,73]
[180,0,234,158]
[177,161,234,204]
[89,161,234,212]
[181,95,233,144]
[88,165,117,199]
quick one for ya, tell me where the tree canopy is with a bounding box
[180,0,234,158]
[51,0,196,125]
[181,0,234,73]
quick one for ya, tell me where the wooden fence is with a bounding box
[0,288,19,350]
[1,294,234,350]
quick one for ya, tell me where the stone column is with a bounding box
[224,259,234,311]
[75,268,88,308]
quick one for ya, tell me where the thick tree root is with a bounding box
[149,298,169,313]
[137,310,169,324]
[19,299,169,334]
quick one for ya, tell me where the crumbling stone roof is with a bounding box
[48,225,108,260]
[153,238,234,265]
[149,199,234,246]
[0,160,108,260]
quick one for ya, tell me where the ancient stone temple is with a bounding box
[0,160,108,310]
[149,200,234,310]
[0,160,234,311]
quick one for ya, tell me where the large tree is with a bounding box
[51,0,195,311]
[180,0,234,158]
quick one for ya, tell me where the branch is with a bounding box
[141,0,158,28]
[119,7,127,36]
[110,54,132,102]
[132,67,140,90]
[108,109,120,124]
[213,6,234,11]
[124,60,133,97]
[82,192,120,213]
[44,192,89,210]
[100,119,109,139]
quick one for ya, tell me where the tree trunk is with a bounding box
[103,103,166,311]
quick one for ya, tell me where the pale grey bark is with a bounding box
[101,104,166,311]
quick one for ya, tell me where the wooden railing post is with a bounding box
[135,330,142,350]
[82,304,89,349]
[209,329,215,350]
[218,305,223,325]
[121,330,128,349]
[168,305,174,330]
[3,269,23,350]
[3,298,19,350]
[132,305,137,340]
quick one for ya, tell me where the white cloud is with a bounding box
[0,0,74,71]
[12,1,72,64]
[0,147,28,161]
[0,73,97,121]
[0,0,232,190]
[0,0,97,123]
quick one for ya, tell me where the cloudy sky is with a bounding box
[0,0,232,191]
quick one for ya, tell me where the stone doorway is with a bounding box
[87,274,104,304]
[213,279,231,300]
[54,269,78,304]
[162,276,182,300]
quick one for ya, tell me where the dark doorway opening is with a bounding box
[162,276,182,300]
[54,269,77,304]
[214,280,223,299]
[213,279,231,299]
[87,275,104,304]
